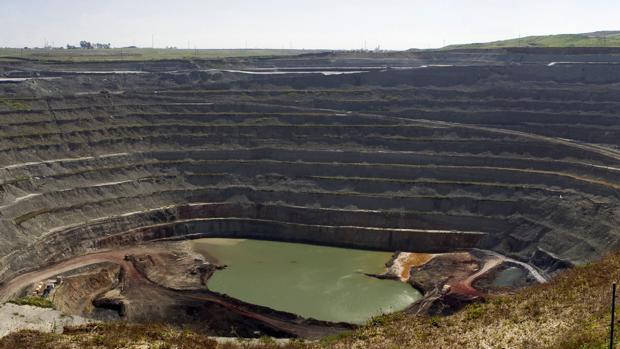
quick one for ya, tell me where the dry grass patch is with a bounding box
[0,322,217,349]
[329,250,620,349]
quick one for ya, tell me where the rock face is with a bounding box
[0,49,620,286]
[409,253,479,294]
[0,303,92,338]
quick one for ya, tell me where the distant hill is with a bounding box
[443,31,620,49]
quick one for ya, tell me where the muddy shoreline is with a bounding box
[371,249,546,316]
[0,238,545,338]
[0,241,355,338]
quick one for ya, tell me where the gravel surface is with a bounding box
[0,303,93,338]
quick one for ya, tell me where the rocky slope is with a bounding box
[0,48,619,294]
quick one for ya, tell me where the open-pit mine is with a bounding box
[1,48,620,338]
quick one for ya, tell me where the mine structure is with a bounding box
[1,47,620,337]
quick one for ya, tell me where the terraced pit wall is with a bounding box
[1,49,620,284]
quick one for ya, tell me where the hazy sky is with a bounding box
[1,0,619,50]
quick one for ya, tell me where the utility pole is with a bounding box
[151,34,154,49]
[610,282,617,349]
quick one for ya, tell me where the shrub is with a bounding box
[8,296,55,309]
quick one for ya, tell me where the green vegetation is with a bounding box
[444,32,620,49]
[8,296,55,309]
[318,331,354,346]
[0,97,29,110]
[366,312,405,327]
[0,47,322,62]
[464,302,486,320]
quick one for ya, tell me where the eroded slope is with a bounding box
[0,50,619,289]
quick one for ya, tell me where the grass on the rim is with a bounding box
[8,296,55,309]
[0,48,321,62]
[444,33,620,49]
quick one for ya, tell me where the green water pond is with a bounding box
[190,238,421,324]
